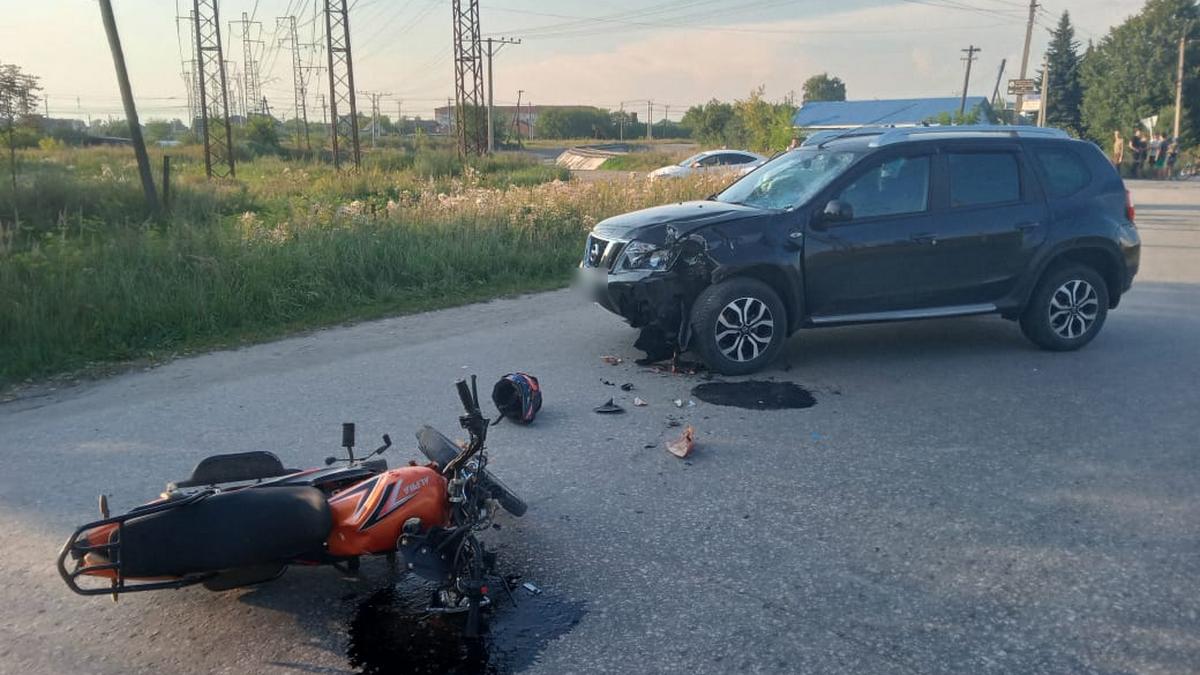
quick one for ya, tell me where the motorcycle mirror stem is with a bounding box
[342,422,356,462]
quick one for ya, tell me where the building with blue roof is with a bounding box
[792,97,995,130]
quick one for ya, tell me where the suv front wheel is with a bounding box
[1020,264,1109,351]
[691,278,787,375]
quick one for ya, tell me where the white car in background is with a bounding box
[648,150,767,179]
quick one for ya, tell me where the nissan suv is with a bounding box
[578,126,1140,375]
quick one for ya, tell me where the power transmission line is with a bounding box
[324,0,361,169]
[452,0,486,156]
[193,0,235,178]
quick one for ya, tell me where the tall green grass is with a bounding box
[0,147,721,385]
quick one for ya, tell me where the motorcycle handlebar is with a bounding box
[455,379,476,415]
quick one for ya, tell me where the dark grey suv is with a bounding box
[579,126,1140,375]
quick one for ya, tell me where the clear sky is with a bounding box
[0,0,1148,122]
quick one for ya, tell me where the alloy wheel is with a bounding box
[715,297,775,362]
[1049,279,1099,339]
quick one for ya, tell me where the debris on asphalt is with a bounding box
[643,443,656,449]
[594,398,625,414]
[620,383,635,391]
[600,355,623,366]
[601,379,615,386]
[665,426,695,458]
[633,397,648,407]
[522,582,542,595]
[666,417,682,427]
[673,399,683,408]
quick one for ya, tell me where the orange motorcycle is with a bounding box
[58,377,525,635]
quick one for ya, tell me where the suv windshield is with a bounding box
[715,149,859,210]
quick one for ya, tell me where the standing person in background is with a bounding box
[1112,130,1125,169]
[1155,133,1171,179]
[1129,129,1147,178]
[1148,133,1163,178]
[1166,136,1180,179]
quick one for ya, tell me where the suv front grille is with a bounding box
[583,235,626,270]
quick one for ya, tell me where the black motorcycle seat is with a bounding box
[172,451,293,488]
[118,486,332,578]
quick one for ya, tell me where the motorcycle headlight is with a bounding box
[618,240,677,272]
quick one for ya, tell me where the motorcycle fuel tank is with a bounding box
[326,466,449,557]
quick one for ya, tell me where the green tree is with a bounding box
[801,73,846,103]
[734,86,797,152]
[680,100,736,145]
[243,115,282,155]
[1080,0,1200,145]
[1042,11,1084,134]
[0,62,41,221]
[143,119,173,144]
[534,107,613,139]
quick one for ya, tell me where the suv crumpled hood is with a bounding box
[591,200,769,244]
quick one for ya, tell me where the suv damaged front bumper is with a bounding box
[578,264,709,353]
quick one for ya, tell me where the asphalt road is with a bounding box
[1,180,1198,674]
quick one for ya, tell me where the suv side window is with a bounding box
[698,154,722,167]
[948,152,1021,207]
[836,155,930,219]
[1034,148,1091,198]
[722,153,753,165]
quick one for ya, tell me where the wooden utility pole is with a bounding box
[1015,0,1039,119]
[484,37,520,153]
[960,45,981,116]
[1037,57,1050,127]
[98,0,157,210]
[1174,21,1192,141]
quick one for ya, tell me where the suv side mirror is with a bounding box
[819,199,853,224]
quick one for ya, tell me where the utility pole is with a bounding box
[357,90,390,148]
[98,0,158,209]
[234,12,263,116]
[1174,21,1192,141]
[990,57,1007,110]
[318,93,327,127]
[1037,57,1050,127]
[619,102,624,141]
[452,0,486,156]
[646,100,653,140]
[324,0,360,169]
[396,99,403,136]
[1015,0,1039,120]
[960,45,981,116]
[513,89,523,146]
[280,15,312,150]
[193,0,235,178]
[484,36,520,153]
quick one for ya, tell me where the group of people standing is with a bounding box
[1112,128,1179,179]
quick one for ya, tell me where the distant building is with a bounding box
[792,97,995,130]
[39,117,88,133]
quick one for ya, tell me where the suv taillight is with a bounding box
[1125,190,1136,224]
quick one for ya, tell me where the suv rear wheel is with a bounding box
[691,278,787,375]
[1020,264,1109,351]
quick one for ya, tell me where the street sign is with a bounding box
[1007,78,1037,95]
[1020,94,1042,113]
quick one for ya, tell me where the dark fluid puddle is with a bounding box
[691,380,816,410]
[348,576,584,674]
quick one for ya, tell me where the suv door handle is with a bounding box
[910,232,938,245]
[1015,221,1040,232]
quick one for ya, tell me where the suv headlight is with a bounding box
[618,240,677,272]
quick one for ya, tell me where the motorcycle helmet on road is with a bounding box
[491,373,542,424]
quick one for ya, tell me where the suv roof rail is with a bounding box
[800,125,1071,149]
[869,125,1070,147]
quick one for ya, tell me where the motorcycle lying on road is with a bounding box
[58,376,524,636]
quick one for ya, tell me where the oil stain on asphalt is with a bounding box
[347,576,584,674]
[691,380,816,410]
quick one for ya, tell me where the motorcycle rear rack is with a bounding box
[57,490,218,596]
